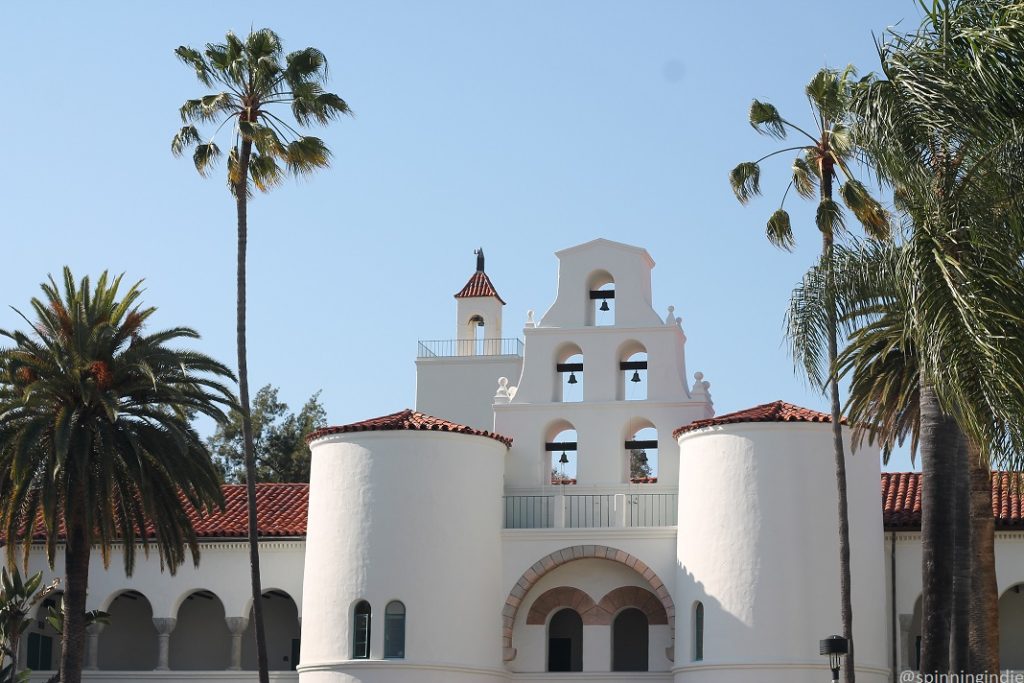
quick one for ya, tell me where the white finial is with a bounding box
[494,377,510,403]
[665,305,675,325]
[526,309,535,328]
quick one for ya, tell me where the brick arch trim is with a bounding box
[525,586,598,625]
[598,585,668,624]
[502,544,675,662]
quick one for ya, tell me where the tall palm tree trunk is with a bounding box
[919,381,958,674]
[950,427,969,673]
[967,440,999,674]
[822,165,856,683]
[236,136,270,683]
[60,478,91,683]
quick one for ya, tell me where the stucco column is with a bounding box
[152,618,176,671]
[225,617,249,671]
[84,622,105,670]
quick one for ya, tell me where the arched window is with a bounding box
[612,608,649,671]
[621,349,648,400]
[547,608,583,672]
[693,602,704,662]
[353,601,371,659]
[384,601,406,659]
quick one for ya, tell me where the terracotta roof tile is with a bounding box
[454,270,506,304]
[307,408,513,447]
[674,400,845,437]
[881,471,1024,530]
[18,483,309,542]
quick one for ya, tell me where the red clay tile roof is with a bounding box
[673,400,846,437]
[882,471,1024,530]
[307,409,513,447]
[454,270,506,304]
[16,483,309,542]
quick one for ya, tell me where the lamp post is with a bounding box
[820,635,848,683]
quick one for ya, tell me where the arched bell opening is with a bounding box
[553,342,584,403]
[618,341,648,401]
[586,270,615,327]
[624,420,658,483]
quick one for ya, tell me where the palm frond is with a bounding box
[791,157,816,199]
[839,179,890,240]
[816,197,847,239]
[729,162,761,204]
[749,100,786,139]
[766,209,795,251]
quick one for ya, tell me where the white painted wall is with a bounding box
[300,430,507,682]
[415,355,522,432]
[675,422,887,683]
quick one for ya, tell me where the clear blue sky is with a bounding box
[0,1,923,471]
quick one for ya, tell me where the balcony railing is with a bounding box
[503,492,678,529]
[417,338,524,358]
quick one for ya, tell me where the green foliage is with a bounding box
[629,449,653,480]
[0,568,58,683]
[207,384,326,483]
[172,28,351,198]
[0,268,234,573]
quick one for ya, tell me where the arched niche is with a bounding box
[242,590,301,671]
[612,608,649,671]
[99,590,158,670]
[22,590,63,671]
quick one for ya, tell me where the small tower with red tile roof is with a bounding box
[415,249,524,431]
[454,248,506,354]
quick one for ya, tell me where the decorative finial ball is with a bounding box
[694,372,704,381]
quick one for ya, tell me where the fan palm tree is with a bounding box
[0,269,234,683]
[171,28,350,681]
[729,66,889,683]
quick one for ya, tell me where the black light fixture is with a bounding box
[567,372,577,384]
[630,370,641,383]
[599,298,610,312]
[819,635,848,683]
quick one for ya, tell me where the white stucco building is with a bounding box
[10,238,1024,682]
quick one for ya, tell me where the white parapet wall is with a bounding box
[674,421,888,683]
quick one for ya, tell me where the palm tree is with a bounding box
[789,238,1003,674]
[171,28,350,681]
[729,66,889,683]
[0,269,234,683]
[850,3,1024,671]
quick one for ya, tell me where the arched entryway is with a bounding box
[547,608,582,672]
[503,545,674,662]
[242,590,301,670]
[99,590,158,670]
[612,608,649,671]
[170,590,231,670]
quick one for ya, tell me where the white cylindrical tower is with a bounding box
[298,410,510,683]
[672,401,887,683]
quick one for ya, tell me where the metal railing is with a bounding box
[417,338,524,358]
[626,493,678,527]
[502,492,678,529]
[504,495,553,529]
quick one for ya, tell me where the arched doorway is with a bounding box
[612,608,649,671]
[547,608,582,672]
